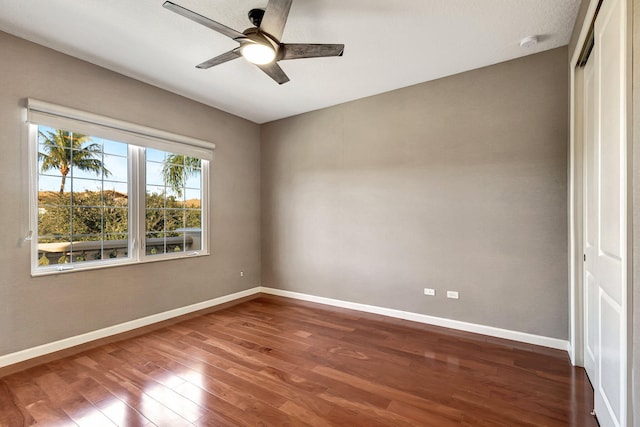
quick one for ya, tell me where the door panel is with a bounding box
[600,292,622,423]
[584,270,597,379]
[584,0,628,425]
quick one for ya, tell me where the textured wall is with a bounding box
[261,47,569,339]
[0,31,261,355]
[632,0,639,421]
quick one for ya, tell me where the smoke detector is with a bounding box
[519,36,538,48]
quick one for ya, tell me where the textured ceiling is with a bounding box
[0,0,580,123]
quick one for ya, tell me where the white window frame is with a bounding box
[27,99,213,276]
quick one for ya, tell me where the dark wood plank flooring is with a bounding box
[0,295,598,426]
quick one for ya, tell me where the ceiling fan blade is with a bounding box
[259,0,293,42]
[163,1,244,40]
[196,49,241,69]
[256,62,290,85]
[281,43,345,60]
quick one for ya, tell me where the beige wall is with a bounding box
[0,31,261,355]
[261,47,569,339]
[632,0,639,421]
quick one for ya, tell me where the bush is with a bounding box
[38,190,192,241]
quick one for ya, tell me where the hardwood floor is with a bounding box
[0,295,597,426]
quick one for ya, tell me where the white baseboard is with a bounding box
[259,287,570,352]
[1,285,570,369]
[0,287,262,369]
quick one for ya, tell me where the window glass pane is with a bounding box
[71,178,102,195]
[102,154,128,182]
[38,174,65,192]
[146,161,165,186]
[72,207,103,236]
[71,252,90,263]
[39,187,70,207]
[38,146,72,174]
[104,182,128,199]
[104,234,128,258]
[69,234,101,263]
[146,148,165,163]
[38,206,71,240]
[183,212,202,251]
[103,140,128,157]
[105,247,123,259]
[144,149,204,257]
[165,163,185,186]
[71,158,105,180]
[37,236,70,266]
[185,210,201,229]
[165,209,185,232]
[146,209,165,232]
[185,169,201,189]
[146,232,166,255]
[166,190,182,206]
[104,207,128,234]
[168,233,185,253]
[146,185,165,199]
[185,188,201,206]
[36,124,131,270]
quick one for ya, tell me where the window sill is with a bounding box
[31,251,210,277]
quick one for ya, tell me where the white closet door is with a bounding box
[583,0,628,425]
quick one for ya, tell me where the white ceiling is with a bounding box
[0,0,580,124]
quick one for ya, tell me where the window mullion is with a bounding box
[29,124,39,273]
[129,146,144,262]
[201,160,209,254]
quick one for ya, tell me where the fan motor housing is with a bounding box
[242,27,280,52]
[248,8,265,27]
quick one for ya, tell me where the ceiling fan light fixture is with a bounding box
[241,43,276,65]
[165,0,344,84]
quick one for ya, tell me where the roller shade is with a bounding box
[27,99,215,161]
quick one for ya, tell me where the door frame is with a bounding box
[568,0,632,422]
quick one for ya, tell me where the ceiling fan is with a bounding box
[163,0,345,84]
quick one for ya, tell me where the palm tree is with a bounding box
[39,129,110,193]
[161,153,201,197]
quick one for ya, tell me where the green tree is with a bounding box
[38,191,128,242]
[161,154,200,197]
[145,191,190,235]
[39,129,111,193]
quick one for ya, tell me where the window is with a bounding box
[145,149,203,255]
[37,128,129,265]
[28,99,213,275]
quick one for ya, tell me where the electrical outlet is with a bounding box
[240,271,244,277]
[424,288,436,296]
[447,291,459,299]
